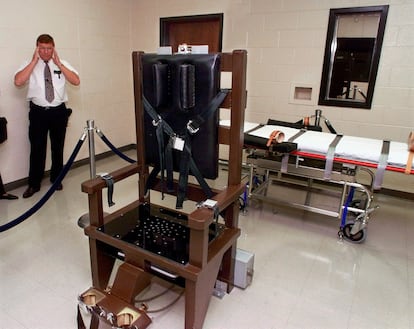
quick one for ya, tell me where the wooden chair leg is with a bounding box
[184,254,224,329]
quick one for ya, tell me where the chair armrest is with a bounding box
[188,182,245,230]
[81,163,139,194]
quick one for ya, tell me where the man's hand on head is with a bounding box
[32,47,40,63]
[52,49,62,68]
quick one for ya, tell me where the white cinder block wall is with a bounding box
[0,0,136,184]
[0,0,413,193]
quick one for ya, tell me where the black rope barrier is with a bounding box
[96,129,136,164]
[0,134,86,232]
[1,125,137,233]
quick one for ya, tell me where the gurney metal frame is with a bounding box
[246,149,377,243]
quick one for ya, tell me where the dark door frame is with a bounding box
[160,13,223,53]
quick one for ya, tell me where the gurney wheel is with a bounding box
[342,222,366,243]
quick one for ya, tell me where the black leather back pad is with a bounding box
[141,54,221,179]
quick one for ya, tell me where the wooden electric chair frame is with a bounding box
[81,49,247,329]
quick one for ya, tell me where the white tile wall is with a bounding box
[0,0,413,193]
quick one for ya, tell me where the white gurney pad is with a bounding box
[388,141,413,167]
[294,130,337,155]
[336,136,383,163]
[220,119,259,133]
[248,124,300,142]
[239,122,414,172]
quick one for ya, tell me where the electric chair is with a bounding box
[79,49,247,329]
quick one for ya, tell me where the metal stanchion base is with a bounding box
[77,212,109,228]
[77,213,90,228]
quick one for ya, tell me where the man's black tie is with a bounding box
[44,61,54,102]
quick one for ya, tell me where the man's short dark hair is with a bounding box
[36,34,55,46]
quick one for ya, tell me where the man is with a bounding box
[15,34,80,198]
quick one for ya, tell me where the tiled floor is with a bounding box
[1,151,413,329]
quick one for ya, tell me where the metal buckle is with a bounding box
[186,120,199,134]
[152,115,162,127]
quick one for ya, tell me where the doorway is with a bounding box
[160,13,223,53]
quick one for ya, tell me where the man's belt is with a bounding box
[30,101,65,110]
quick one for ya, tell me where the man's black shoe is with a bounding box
[0,193,18,200]
[23,187,40,198]
[56,183,63,191]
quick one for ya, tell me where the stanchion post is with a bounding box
[87,119,96,179]
[315,109,322,127]
[78,119,97,228]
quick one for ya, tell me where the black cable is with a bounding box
[145,289,184,314]
[135,283,176,303]
[135,284,184,313]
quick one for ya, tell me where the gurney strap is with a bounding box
[245,123,264,135]
[406,153,414,174]
[288,129,307,143]
[373,140,390,189]
[324,134,343,180]
[281,129,307,173]
[406,132,414,174]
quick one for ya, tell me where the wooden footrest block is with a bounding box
[78,286,151,329]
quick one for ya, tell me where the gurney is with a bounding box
[221,117,414,243]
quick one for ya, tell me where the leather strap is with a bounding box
[185,89,229,133]
[77,305,86,329]
[406,153,414,174]
[288,129,306,142]
[409,132,414,152]
[405,132,414,174]
[281,129,307,173]
[266,130,285,147]
[324,135,343,180]
[77,305,100,329]
[324,119,337,134]
[143,95,219,208]
[99,173,115,207]
[176,132,192,208]
[373,140,390,189]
